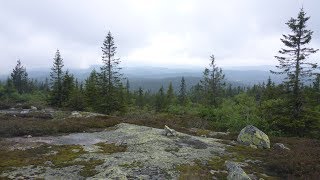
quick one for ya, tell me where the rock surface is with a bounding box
[1,123,226,179]
[237,125,270,149]
[225,161,251,180]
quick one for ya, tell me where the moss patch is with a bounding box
[176,161,213,180]
[195,129,211,136]
[48,145,86,168]
[77,159,105,177]
[0,144,85,174]
[95,142,127,154]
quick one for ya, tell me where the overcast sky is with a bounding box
[0,0,319,74]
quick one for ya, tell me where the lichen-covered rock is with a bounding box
[164,125,177,136]
[70,111,82,118]
[31,106,37,111]
[237,125,270,149]
[2,123,226,179]
[225,161,251,180]
[273,143,290,151]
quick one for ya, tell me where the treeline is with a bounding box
[0,8,319,138]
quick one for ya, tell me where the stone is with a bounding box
[70,111,82,118]
[273,143,290,150]
[31,106,37,111]
[24,135,32,138]
[237,125,270,149]
[225,161,251,180]
[44,161,54,166]
[72,149,80,153]
[164,125,177,136]
[20,109,30,114]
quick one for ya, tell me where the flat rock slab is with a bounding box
[1,123,226,179]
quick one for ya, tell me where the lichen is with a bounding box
[119,161,143,168]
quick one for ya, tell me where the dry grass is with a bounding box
[0,114,121,137]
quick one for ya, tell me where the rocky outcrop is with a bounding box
[237,125,270,149]
[225,161,251,180]
[2,123,226,179]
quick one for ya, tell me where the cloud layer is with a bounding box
[0,0,319,74]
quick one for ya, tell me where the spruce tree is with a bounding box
[263,77,276,101]
[136,87,144,109]
[49,49,64,107]
[189,83,203,104]
[61,70,75,106]
[84,69,99,111]
[311,74,320,105]
[126,79,130,95]
[178,77,187,106]
[271,8,319,136]
[166,82,174,106]
[200,54,225,106]
[125,79,132,105]
[155,86,166,112]
[98,31,123,114]
[68,79,85,111]
[4,78,16,98]
[11,60,29,94]
[272,8,318,120]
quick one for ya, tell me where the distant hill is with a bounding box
[0,65,283,92]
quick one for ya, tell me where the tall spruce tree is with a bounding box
[98,31,123,114]
[270,8,320,136]
[200,54,225,106]
[49,50,64,107]
[125,78,132,105]
[68,79,85,111]
[11,60,29,94]
[61,70,75,106]
[166,82,174,106]
[136,87,144,109]
[178,77,187,106]
[84,69,99,111]
[272,8,319,120]
[155,86,166,112]
[311,74,320,105]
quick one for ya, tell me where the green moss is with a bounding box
[77,159,105,177]
[95,142,127,154]
[195,129,211,136]
[49,145,86,168]
[0,144,86,173]
[227,145,280,179]
[119,161,143,168]
[176,163,211,180]
[175,159,227,180]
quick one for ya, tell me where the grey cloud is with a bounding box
[0,0,319,74]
